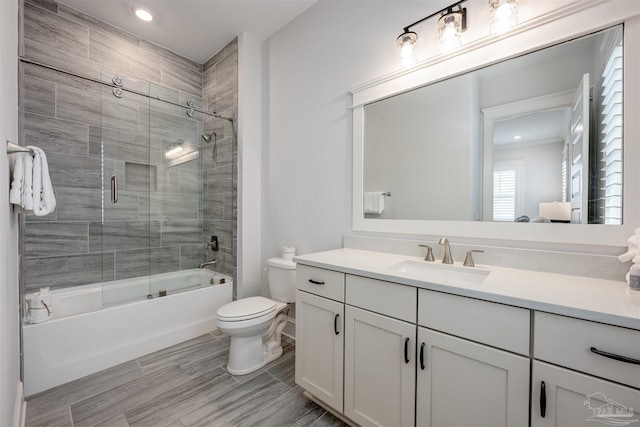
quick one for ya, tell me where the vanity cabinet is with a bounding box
[295,266,345,412]
[344,275,417,427]
[416,290,530,427]
[531,312,640,426]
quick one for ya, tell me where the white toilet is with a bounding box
[216,257,296,375]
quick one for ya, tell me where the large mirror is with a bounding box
[363,25,622,225]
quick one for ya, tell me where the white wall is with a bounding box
[0,0,21,423]
[263,1,456,265]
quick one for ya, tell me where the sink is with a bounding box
[386,260,490,285]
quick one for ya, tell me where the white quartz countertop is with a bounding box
[293,248,640,330]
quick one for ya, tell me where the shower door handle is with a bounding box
[111,176,118,204]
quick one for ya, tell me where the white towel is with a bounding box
[364,191,384,214]
[9,152,26,205]
[30,146,56,216]
[8,146,56,216]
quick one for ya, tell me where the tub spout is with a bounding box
[198,259,217,269]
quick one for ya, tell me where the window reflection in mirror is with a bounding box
[362,25,623,225]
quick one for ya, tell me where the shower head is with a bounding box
[202,132,216,143]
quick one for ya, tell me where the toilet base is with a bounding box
[226,344,283,376]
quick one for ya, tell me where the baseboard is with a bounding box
[13,381,25,427]
[283,316,295,340]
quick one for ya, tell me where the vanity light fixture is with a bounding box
[489,0,518,35]
[397,0,468,58]
[133,7,153,22]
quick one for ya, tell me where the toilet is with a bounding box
[216,257,296,375]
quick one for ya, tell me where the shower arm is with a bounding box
[18,56,234,124]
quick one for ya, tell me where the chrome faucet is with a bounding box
[198,259,217,269]
[439,238,453,264]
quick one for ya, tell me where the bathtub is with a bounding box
[23,268,232,396]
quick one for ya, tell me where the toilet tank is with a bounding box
[267,257,297,303]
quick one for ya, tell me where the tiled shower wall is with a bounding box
[20,0,238,291]
[201,40,238,294]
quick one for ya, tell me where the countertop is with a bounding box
[293,248,640,330]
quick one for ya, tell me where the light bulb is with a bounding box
[489,0,517,35]
[438,11,463,52]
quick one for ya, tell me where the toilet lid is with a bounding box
[216,296,277,321]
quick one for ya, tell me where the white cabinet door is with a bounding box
[344,305,416,427]
[416,327,529,427]
[532,361,640,427]
[295,290,344,412]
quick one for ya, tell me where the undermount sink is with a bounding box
[386,260,490,285]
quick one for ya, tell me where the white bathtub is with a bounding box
[23,269,232,396]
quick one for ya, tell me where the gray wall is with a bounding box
[21,0,237,291]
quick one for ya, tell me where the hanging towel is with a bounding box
[9,146,56,216]
[30,146,56,216]
[364,191,384,214]
[9,152,26,205]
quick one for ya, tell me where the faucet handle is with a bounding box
[463,250,484,267]
[419,244,435,262]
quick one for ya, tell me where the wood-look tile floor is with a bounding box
[25,331,349,427]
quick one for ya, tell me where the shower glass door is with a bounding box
[99,75,153,305]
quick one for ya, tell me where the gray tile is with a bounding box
[58,4,140,49]
[179,167,201,194]
[162,220,202,245]
[161,57,202,97]
[125,367,235,427]
[25,221,88,257]
[125,162,157,192]
[180,244,203,270]
[24,1,89,59]
[203,193,223,220]
[47,152,101,189]
[25,0,57,14]
[25,360,143,423]
[147,195,199,220]
[100,190,140,221]
[90,221,161,252]
[179,372,291,427]
[149,84,181,116]
[102,88,145,135]
[23,75,55,117]
[55,187,102,221]
[137,335,226,374]
[265,341,296,388]
[140,39,200,71]
[149,110,198,143]
[312,412,351,427]
[24,252,114,290]
[90,127,154,164]
[155,167,180,193]
[23,37,102,82]
[25,405,72,427]
[70,365,193,427]
[24,112,89,156]
[241,386,326,427]
[89,28,161,84]
[56,83,101,126]
[114,246,179,280]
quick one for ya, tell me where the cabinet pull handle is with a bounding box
[308,279,325,285]
[420,342,425,370]
[590,347,640,365]
[404,337,410,364]
[111,176,118,204]
[334,313,340,335]
[540,381,546,418]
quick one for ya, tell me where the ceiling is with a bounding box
[57,0,318,64]
[493,108,570,148]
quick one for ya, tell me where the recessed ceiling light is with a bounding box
[513,135,522,140]
[134,7,153,22]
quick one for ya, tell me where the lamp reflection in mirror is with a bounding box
[165,140,184,158]
[489,0,518,35]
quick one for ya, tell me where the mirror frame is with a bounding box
[351,2,640,246]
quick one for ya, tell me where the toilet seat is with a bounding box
[216,296,277,322]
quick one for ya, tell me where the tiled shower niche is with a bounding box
[20,0,238,295]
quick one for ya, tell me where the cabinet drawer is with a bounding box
[534,312,640,389]
[346,275,417,323]
[418,289,530,355]
[297,265,345,302]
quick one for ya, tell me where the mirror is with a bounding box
[362,25,623,225]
